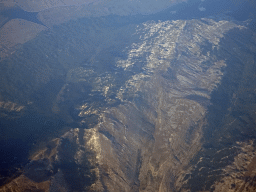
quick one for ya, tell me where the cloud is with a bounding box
[199,7,206,11]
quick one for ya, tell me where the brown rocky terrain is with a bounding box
[0,11,255,192]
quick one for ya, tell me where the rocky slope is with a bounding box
[0,11,256,192]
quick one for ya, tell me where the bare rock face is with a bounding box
[0,12,256,192]
[212,140,256,191]
[88,19,256,192]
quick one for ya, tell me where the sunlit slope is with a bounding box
[0,17,256,192]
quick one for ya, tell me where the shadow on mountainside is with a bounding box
[185,27,256,191]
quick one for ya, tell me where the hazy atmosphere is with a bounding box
[0,0,256,191]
